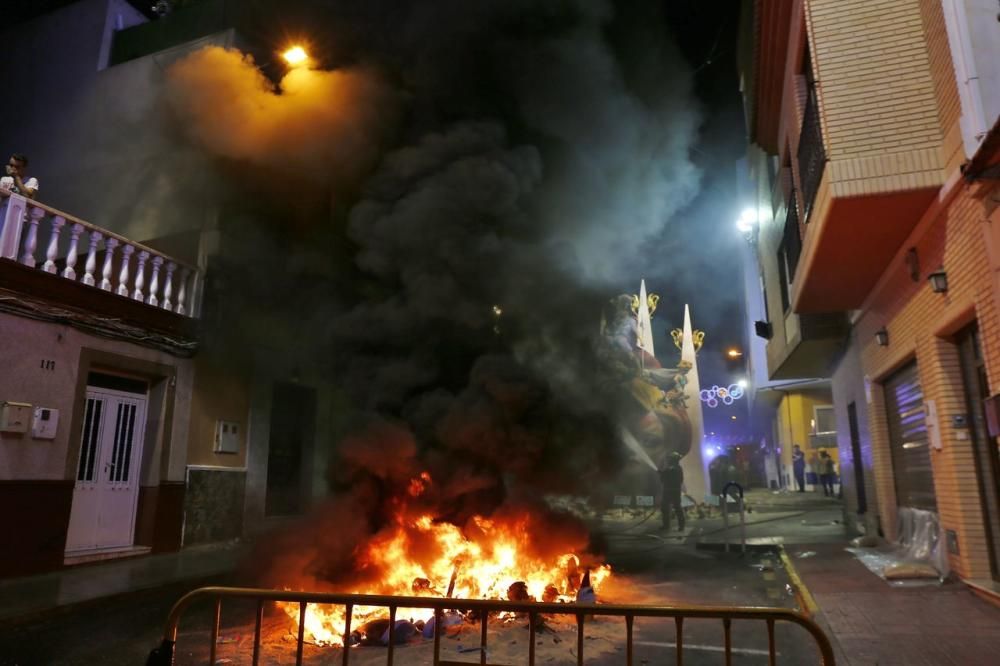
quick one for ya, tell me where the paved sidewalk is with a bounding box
[0,540,245,624]
[787,542,1000,665]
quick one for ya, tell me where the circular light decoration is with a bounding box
[699,383,746,408]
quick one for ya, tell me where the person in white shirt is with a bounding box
[0,153,38,199]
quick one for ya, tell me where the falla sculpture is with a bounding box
[600,284,698,474]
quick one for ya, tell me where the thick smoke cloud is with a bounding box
[165,46,398,184]
[166,0,702,586]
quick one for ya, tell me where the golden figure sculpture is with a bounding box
[670,328,705,353]
[631,293,659,317]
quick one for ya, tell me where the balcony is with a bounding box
[763,196,848,381]
[766,307,848,381]
[110,0,230,66]
[745,0,796,154]
[0,191,200,347]
[791,153,939,314]
[786,2,946,314]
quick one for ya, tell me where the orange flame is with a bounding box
[407,471,432,497]
[279,474,609,646]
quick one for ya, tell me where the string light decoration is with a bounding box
[699,383,745,408]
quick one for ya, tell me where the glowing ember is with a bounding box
[278,475,609,647]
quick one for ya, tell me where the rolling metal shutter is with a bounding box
[884,362,936,511]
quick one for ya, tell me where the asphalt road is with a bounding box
[0,503,843,665]
[0,578,231,666]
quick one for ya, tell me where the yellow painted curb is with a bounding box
[780,546,820,617]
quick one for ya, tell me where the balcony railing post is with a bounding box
[43,216,65,274]
[117,244,134,296]
[82,230,102,286]
[133,250,148,301]
[20,205,44,267]
[100,237,119,291]
[0,195,28,260]
[187,270,202,318]
[176,268,190,315]
[62,223,83,280]
[147,256,163,307]
[162,261,176,311]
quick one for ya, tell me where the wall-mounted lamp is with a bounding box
[875,328,889,346]
[928,268,948,293]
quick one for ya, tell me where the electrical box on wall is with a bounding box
[0,401,32,433]
[32,407,59,439]
[214,420,241,454]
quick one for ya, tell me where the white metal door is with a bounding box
[65,388,147,552]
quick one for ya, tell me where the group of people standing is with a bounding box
[792,445,838,497]
[657,444,840,532]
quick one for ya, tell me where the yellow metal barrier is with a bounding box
[146,586,835,666]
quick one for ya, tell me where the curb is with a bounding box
[779,546,819,617]
[694,541,782,554]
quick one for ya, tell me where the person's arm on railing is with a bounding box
[0,175,38,199]
[13,175,37,199]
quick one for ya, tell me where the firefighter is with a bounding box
[659,452,685,531]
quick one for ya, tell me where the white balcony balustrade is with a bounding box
[0,191,200,318]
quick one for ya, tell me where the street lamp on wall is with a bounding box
[928,268,948,293]
[875,328,889,347]
[282,45,310,67]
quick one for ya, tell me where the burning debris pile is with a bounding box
[283,476,611,645]
[273,470,610,648]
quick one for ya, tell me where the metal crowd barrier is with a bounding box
[146,586,836,666]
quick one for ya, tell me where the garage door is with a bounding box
[884,362,936,511]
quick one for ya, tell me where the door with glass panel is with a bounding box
[65,387,147,552]
[957,324,1000,582]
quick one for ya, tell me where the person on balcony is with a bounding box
[792,445,806,492]
[1,153,38,199]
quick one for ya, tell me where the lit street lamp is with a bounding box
[736,207,757,233]
[282,45,309,67]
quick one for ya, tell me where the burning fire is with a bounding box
[278,473,610,646]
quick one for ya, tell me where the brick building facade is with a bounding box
[740,0,1000,592]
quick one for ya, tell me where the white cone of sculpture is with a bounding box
[622,280,658,471]
[636,279,655,356]
[680,304,709,502]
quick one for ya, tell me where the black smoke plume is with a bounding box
[167,0,702,587]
